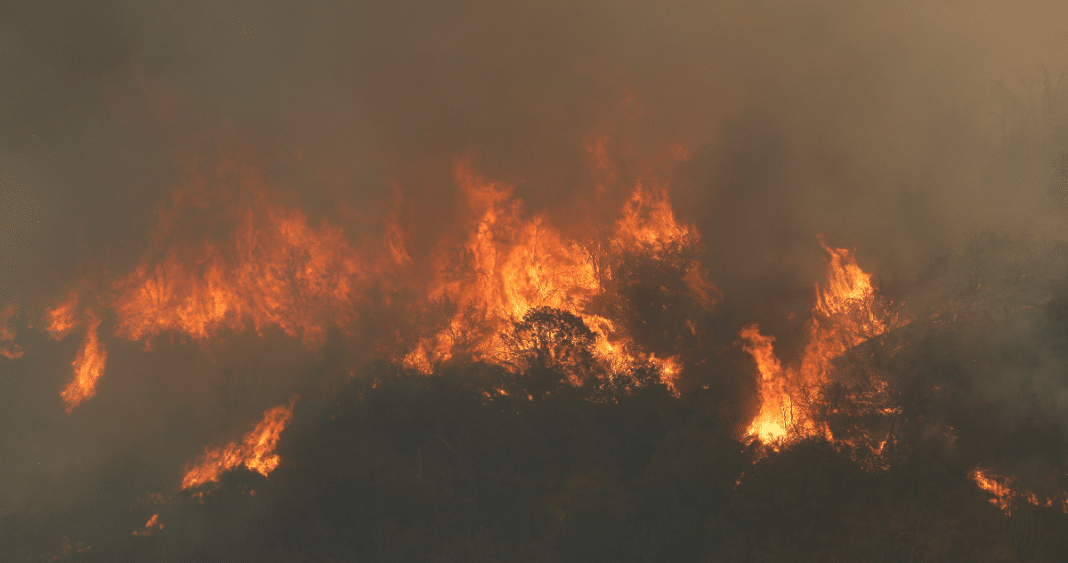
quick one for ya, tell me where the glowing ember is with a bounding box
[181,396,298,489]
[60,310,107,412]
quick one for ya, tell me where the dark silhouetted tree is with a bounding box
[504,306,600,392]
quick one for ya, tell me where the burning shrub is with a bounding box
[504,306,600,390]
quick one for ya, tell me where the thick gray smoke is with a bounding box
[2,0,1068,558]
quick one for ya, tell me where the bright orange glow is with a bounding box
[405,159,609,373]
[611,181,698,255]
[132,513,163,537]
[112,158,366,349]
[181,396,298,489]
[971,468,1014,513]
[801,238,903,378]
[403,157,703,395]
[971,467,1068,515]
[60,310,107,412]
[738,325,788,444]
[46,295,79,340]
[741,241,904,447]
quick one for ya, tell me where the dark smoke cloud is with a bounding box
[2,0,1068,557]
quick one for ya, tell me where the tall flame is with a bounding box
[60,310,107,412]
[181,396,298,489]
[404,157,704,392]
[801,238,901,378]
[741,240,904,446]
[405,159,608,371]
[738,325,789,443]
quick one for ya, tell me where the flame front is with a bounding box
[741,241,904,446]
[970,467,1068,515]
[112,158,366,350]
[60,310,107,412]
[404,158,706,391]
[181,396,298,489]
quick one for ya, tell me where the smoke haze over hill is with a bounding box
[4,0,1068,560]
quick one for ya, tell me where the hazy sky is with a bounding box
[3,0,1068,554]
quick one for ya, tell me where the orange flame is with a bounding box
[800,239,903,379]
[112,159,367,349]
[738,325,789,444]
[971,468,1015,513]
[611,181,698,255]
[405,159,610,372]
[404,158,701,394]
[60,310,107,412]
[0,303,22,359]
[742,240,904,446]
[181,396,298,489]
[132,513,163,537]
[971,467,1068,515]
[46,295,80,340]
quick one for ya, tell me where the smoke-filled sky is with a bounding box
[3,0,1067,302]
[3,0,1068,556]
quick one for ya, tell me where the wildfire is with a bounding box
[404,158,607,371]
[111,157,367,350]
[741,240,904,446]
[611,181,698,255]
[60,310,107,412]
[45,294,79,340]
[403,157,703,393]
[971,467,1068,515]
[738,325,788,443]
[971,468,1014,513]
[132,513,163,537]
[802,238,902,374]
[181,396,298,489]
[0,302,22,359]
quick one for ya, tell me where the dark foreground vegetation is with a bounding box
[77,315,1068,561]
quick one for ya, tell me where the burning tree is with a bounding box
[504,306,600,390]
[740,239,907,452]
